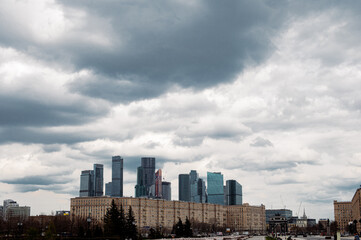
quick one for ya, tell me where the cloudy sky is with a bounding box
[1,0,361,220]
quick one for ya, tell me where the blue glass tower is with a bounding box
[179,174,190,201]
[225,180,242,205]
[93,164,104,196]
[190,170,199,202]
[79,170,94,197]
[111,156,123,197]
[105,182,112,196]
[162,181,171,201]
[207,172,224,205]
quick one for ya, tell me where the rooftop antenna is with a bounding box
[280,195,286,209]
[297,201,302,218]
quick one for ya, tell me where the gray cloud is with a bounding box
[0,127,90,145]
[0,95,109,127]
[1,175,72,185]
[250,137,274,147]
[0,1,287,102]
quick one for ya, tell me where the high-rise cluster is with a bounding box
[179,171,242,205]
[79,156,171,200]
[78,157,242,205]
[79,164,104,197]
[79,156,123,197]
[179,170,207,203]
[135,157,171,200]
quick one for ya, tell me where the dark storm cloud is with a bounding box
[0,127,90,145]
[0,96,109,127]
[0,0,288,103]
[1,174,72,185]
[65,0,285,102]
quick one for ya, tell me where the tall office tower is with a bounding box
[111,156,123,197]
[135,166,147,197]
[225,180,243,205]
[189,170,200,202]
[141,157,156,189]
[189,170,199,183]
[197,178,207,203]
[162,181,171,201]
[105,182,112,196]
[93,164,104,196]
[155,169,162,198]
[0,206,3,219]
[179,174,191,201]
[79,170,94,197]
[207,172,224,205]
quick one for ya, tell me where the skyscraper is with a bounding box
[141,157,155,188]
[207,172,224,205]
[135,166,147,197]
[162,181,171,201]
[155,169,162,198]
[135,157,156,197]
[105,182,112,196]
[111,156,123,197]
[189,170,200,203]
[179,174,190,202]
[93,164,104,196]
[197,178,207,203]
[225,180,242,205]
[79,170,94,197]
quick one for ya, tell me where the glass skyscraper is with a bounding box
[105,182,112,196]
[162,181,171,201]
[179,174,190,201]
[79,170,94,197]
[141,157,155,188]
[93,164,104,196]
[111,156,123,197]
[135,166,146,197]
[225,180,242,205]
[197,178,207,203]
[135,157,156,197]
[190,170,199,202]
[207,172,224,205]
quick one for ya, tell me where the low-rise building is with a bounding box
[2,199,30,221]
[70,196,266,234]
[5,206,30,221]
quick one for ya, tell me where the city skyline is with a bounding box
[1,0,361,221]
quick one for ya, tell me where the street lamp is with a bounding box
[87,215,92,238]
[17,222,23,236]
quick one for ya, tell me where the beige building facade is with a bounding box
[70,197,265,233]
[334,187,361,234]
[352,188,361,233]
[334,200,352,234]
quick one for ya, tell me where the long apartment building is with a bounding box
[334,187,361,234]
[70,197,265,233]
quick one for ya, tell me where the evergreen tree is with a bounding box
[175,218,184,237]
[104,200,120,236]
[126,206,138,240]
[118,204,126,239]
[184,217,193,237]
